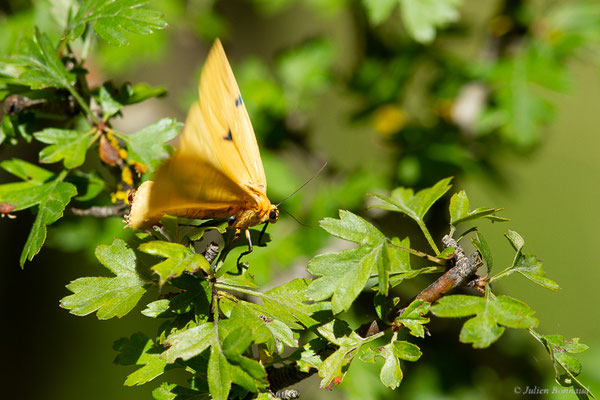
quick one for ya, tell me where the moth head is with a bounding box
[268,206,279,223]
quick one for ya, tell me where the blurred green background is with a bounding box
[1,0,600,398]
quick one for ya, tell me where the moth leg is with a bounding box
[258,222,269,246]
[236,228,253,267]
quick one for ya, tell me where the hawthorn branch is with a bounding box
[266,234,483,393]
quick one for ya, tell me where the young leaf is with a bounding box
[395,299,430,338]
[34,128,95,169]
[118,118,181,173]
[316,320,384,388]
[491,232,559,290]
[113,333,167,386]
[65,0,168,46]
[60,239,149,319]
[431,291,539,348]
[541,334,589,377]
[138,241,210,287]
[472,231,493,275]
[308,210,392,313]
[369,177,452,225]
[360,334,421,389]
[449,190,507,226]
[13,28,75,90]
[399,0,462,44]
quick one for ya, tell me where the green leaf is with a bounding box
[119,117,181,173]
[34,128,94,169]
[369,177,452,227]
[309,210,393,313]
[1,158,54,182]
[152,382,208,400]
[317,320,384,388]
[232,301,298,355]
[395,299,430,338]
[399,0,462,44]
[512,254,560,290]
[138,241,210,286]
[449,191,507,226]
[231,278,324,330]
[431,291,538,348]
[362,0,398,25]
[97,82,167,119]
[491,232,559,290]
[360,336,421,389]
[141,299,171,318]
[0,166,78,266]
[60,239,149,319]
[163,322,215,363]
[113,333,167,386]
[208,344,232,400]
[472,231,492,275]
[13,28,75,90]
[65,0,168,46]
[505,229,525,253]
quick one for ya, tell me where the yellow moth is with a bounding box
[128,39,278,249]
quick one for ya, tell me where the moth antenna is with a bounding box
[276,161,328,207]
[282,209,312,228]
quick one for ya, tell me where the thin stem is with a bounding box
[214,283,265,299]
[66,86,98,124]
[386,239,448,265]
[417,220,440,255]
[488,266,514,283]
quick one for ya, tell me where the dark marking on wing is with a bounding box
[224,128,233,141]
[235,95,243,107]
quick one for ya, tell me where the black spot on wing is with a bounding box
[224,128,233,141]
[235,95,243,107]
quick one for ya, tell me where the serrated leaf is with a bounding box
[139,241,210,286]
[208,344,232,400]
[12,28,75,90]
[113,332,167,386]
[120,117,181,173]
[141,299,171,318]
[233,302,297,354]
[369,177,452,226]
[431,291,538,348]
[65,0,168,46]
[513,254,560,290]
[399,0,462,44]
[152,382,208,400]
[450,190,506,226]
[163,322,215,363]
[34,128,94,168]
[317,320,383,388]
[360,336,421,389]
[238,278,324,330]
[395,299,430,338]
[60,239,149,319]
[0,168,78,267]
[1,158,55,182]
[308,210,392,313]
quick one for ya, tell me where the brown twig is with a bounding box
[70,204,128,217]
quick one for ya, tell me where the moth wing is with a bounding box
[128,154,254,228]
[178,39,267,192]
